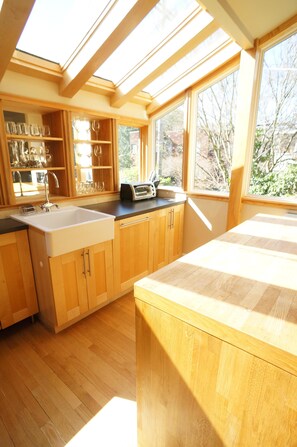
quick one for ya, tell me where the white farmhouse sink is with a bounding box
[11,206,115,257]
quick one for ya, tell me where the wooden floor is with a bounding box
[0,292,136,447]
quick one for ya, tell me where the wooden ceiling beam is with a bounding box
[110,14,220,108]
[59,0,159,98]
[0,0,35,81]
[198,0,254,49]
[146,40,240,114]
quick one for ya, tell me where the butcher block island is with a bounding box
[134,213,297,447]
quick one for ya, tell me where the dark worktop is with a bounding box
[0,217,28,234]
[82,197,186,220]
[0,197,186,234]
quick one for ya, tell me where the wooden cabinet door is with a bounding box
[0,230,38,329]
[153,208,171,271]
[169,204,184,262]
[86,240,114,309]
[49,249,88,327]
[113,213,154,295]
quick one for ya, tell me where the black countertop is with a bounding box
[0,197,186,234]
[82,197,186,220]
[0,217,28,235]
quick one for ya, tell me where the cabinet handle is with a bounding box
[86,249,91,276]
[120,216,150,228]
[171,208,175,229]
[168,209,174,229]
[81,251,86,276]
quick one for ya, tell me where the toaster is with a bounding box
[120,182,156,201]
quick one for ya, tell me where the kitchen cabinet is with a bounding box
[0,95,118,206]
[113,213,154,297]
[71,114,116,196]
[28,226,113,332]
[153,204,184,271]
[113,204,184,297]
[0,98,69,205]
[50,241,114,327]
[0,230,38,329]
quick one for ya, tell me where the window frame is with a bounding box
[151,97,187,191]
[243,25,297,206]
[188,63,240,198]
[116,120,148,188]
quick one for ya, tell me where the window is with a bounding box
[249,32,297,199]
[192,70,238,193]
[154,102,185,188]
[118,125,140,183]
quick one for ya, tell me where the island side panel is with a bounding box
[135,298,297,447]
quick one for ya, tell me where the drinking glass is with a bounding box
[30,123,40,136]
[40,124,51,137]
[9,140,19,166]
[6,121,17,135]
[94,145,102,165]
[17,123,30,136]
[91,120,100,140]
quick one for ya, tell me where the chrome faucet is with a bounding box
[13,170,24,197]
[40,171,59,212]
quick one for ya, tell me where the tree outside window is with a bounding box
[118,125,140,183]
[154,103,184,187]
[193,70,238,193]
[249,32,297,199]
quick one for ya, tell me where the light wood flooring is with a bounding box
[0,293,136,446]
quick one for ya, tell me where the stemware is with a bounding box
[9,140,19,166]
[94,145,102,165]
[91,120,100,140]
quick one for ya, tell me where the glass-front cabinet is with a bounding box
[0,99,69,205]
[0,96,117,207]
[71,114,115,196]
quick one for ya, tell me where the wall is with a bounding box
[183,197,229,253]
[0,71,148,121]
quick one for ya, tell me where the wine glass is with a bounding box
[91,120,100,140]
[94,145,102,165]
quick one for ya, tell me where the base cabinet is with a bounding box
[153,204,184,270]
[113,213,154,297]
[0,230,38,329]
[29,226,113,332]
[49,242,113,327]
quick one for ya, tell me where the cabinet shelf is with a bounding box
[73,139,112,145]
[6,135,63,142]
[74,165,112,170]
[11,166,66,172]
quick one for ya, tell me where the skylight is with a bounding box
[16,0,111,65]
[94,0,200,85]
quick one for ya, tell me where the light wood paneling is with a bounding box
[136,299,297,447]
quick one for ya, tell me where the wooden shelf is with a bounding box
[11,166,66,172]
[6,135,63,142]
[74,165,112,170]
[73,139,112,145]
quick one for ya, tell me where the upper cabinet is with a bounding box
[0,98,69,206]
[0,96,117,206]
[71,114,116,196]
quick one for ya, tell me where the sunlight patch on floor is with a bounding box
[66,397,137,446]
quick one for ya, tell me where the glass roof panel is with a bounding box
[94,0,200,85]
[17,0,111,65]
[144,29,230,97]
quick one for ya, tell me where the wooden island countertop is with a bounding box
[134,213,297,446]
